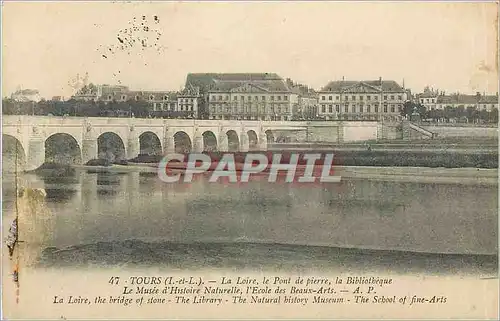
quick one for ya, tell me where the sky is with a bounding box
[2,1,499,99]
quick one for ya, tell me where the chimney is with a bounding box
[379,77,382,85]
[342,76,345,81]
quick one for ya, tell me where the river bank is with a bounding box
[62,164,497,185]
[127,149,498,168]
[11,155,497,186]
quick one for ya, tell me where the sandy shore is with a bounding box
[69,164,498,185]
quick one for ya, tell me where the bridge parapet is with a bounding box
[2,116,389,171]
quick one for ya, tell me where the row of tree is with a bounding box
[1,98,195,118]
[400,101,498,123]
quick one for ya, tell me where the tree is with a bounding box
[417,104,428,119]
[489,107,498,123]
[466,106,476,122]
[400,101,427,120]
[400,101,415,118]
[2,99,17,114]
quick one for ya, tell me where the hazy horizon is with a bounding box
[2,1,498,99]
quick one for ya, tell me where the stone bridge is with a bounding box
[2,115,313,170]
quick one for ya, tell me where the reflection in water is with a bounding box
[2,168,498,272]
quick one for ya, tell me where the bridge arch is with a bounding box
[247,130,258,150]
[139,131,162,155]
[45,133,82,165]
[174,131,192,153]
[98,132,126,162]
[2,134,26,171]
[265,130,275,143]
[226,130,240,152]
[202,131,218,152]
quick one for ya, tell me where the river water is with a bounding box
[1,167,498,275]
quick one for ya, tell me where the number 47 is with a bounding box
[109,276,120,285]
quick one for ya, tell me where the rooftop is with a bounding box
[436,94,499,105]
[320,80,405,93]
[185,73,290,93]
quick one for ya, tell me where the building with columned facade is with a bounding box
[184,73,301,121]
[317,78,407,121]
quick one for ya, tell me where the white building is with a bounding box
[11,89,42,102]
[318,78,407,121]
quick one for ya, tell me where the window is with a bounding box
[271,96,274,101]
[398,95,402,100]
[359,105,363,113]
[322,96,326,101]
[336,96,340,100]
[367,95,371,100]
[211,95,216,100]
[391,106,395,113]
[218,95,222,100]
[241,96,244,101]
[345,96,349,101]
[277,96,281,101]
[367,105,371,113]
[360,96,363,101]
[329,96,332,101]
[352,106,356,113]
[321,105,326,113]
[375,106,379,113]
[233,96,237,101]
[336,105,340,113]
[328,105,333,113]
[254,96,258,101]
[384,104,388,113]
[374,96,378,100]
[164,95,168,100]
[262,96,266,101]
[122,95,126,101]
[390,95,395,100]
[352,95,356,101]
[383,95,387,100]
[284,96,288,101]
[345,105,348,113]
